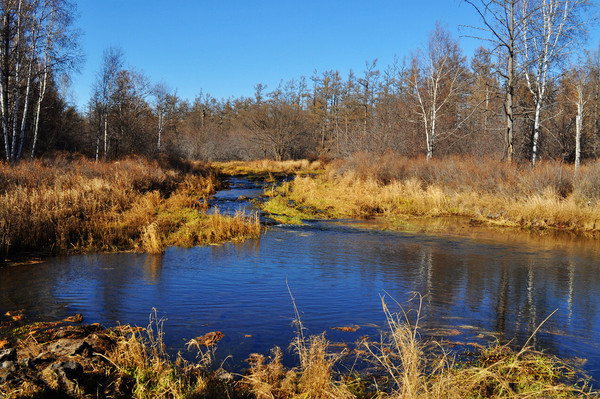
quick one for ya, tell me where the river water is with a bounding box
[1,177,600,382]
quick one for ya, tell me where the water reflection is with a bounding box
[1,221,600,381]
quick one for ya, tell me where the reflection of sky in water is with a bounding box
[1,183,600,382]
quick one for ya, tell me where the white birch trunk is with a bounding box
[9,0,23,161]
[531,102,542,166]
[157,112,164,151]
[575,100,582,169]
[574,80,584,170]
[31,63,49,159]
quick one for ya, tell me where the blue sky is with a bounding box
[70,0,599,110]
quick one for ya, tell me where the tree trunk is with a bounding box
[531,102,542,166]
[575,100,583,169]
[31,64,49,159]
[9,0,23,162]
[505,1,515,164]
[103,114,108,161]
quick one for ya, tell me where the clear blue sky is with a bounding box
[69,0,599,110]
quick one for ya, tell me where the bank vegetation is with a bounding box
[261,154,600,236]
[1,300,595,398]
[0,155,260,262]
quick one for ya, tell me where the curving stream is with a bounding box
[1,177,600,382]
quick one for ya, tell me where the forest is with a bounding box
[0,0,599,167]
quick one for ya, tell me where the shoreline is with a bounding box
[1,311,596,398]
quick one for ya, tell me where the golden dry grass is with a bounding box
[213,159,324,177]
[107,311,209,399]
[264,153,600,236]
[362,297,595,399]
[0,155,261,259]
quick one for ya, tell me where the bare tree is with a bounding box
[520,0,593,165]
[152,81,171,152]
[0,0,79,161]
[92,46,123,161]
[31,0,81,159]
[408,23,466,159]
[243,91,314,161]
[563,64,589,169]
[464,0,525,163]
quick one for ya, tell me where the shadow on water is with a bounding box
[1,176,600,383]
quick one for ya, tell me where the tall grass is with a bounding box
[264,153,600,236]
[0,155,260,259]
[363,297,594,398]
[213,159,324,177]
[244,287,353,399]
[107,310,210,399]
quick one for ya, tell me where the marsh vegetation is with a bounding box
[260,155,600,237]
[0,156,260,261]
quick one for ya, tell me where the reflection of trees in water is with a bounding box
[0,261,65,318]
[143,255,164,282]
[495,261,509,340]
[568,259,575,323]
[207,238,262,262]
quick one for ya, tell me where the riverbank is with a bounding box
[0,308,595,398]
[258,154,600,237]
[0,155,260,262]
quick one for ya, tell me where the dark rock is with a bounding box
[0,348,16,362]
[48,360,84,393]
[50,360,83,378]
[46,338,93,357]
[83,333,115,355]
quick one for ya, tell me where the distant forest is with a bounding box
[1,0,599,165]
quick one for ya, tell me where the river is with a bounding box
[1,177,599,382]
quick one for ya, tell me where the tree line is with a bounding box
[1,0,599,166]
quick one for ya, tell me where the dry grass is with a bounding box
[362,296,595,399]
[243,288,353,399]
[0,155,261,260]
[6,304,590,399]
[264,153,600,236]
[107,310,210,399]
[213,159,324,177]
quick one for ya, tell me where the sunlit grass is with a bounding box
[0,155,260,259]
[263,153,600,236]
[213,159,324,177]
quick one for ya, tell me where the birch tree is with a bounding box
[92,46,123,161]
[563,65,589,169]
[0,0,79,162]
[31,0,80,159]
[464,0,525,163]
[152,81,171,152]
[408,23,466,160]
[520,0,592,165]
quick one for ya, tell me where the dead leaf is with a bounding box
[62,314,84,323]
[194,331,224,347]
[11,314,24,322]
[331,325,360,332]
